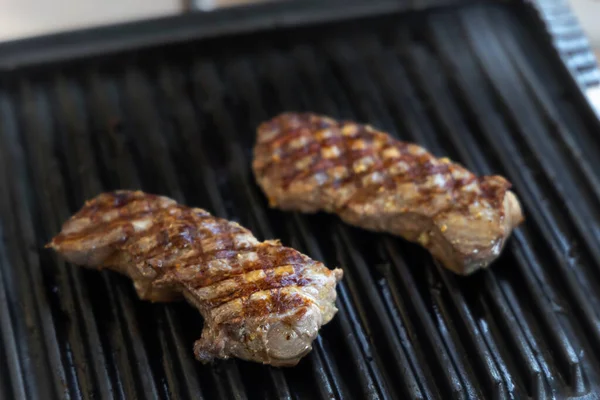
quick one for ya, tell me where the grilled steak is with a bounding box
[252,113,524,275]
[47,190,343,367]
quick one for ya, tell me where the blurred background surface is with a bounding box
[0,0,597,56]
[569,0,599,57]
[0,0,265,42]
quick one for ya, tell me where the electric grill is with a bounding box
[1,0,600,399]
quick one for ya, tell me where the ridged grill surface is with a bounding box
[1,3,600,399]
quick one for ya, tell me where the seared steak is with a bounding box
[252,113,524,275]
[47,190,343,367]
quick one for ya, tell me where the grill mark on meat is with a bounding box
[259,118,481,202]
[159,247,309,288]
[200,264,312,309]
[247,289,309,318]
[54,201,175,244]
[125,214,255,268]
[47,190,343,367]
[210,287,310,326]
[253,112,524,275]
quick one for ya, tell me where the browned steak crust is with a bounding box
[252,112,523,274]
[47,190,343,367]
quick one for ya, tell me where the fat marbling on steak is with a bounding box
[252,113,524,275]
[47,190,343,367]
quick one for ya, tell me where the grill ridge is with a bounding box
[368,39,544,394]
[154,62,262,399]
[462,4,600,348]
[175,61,297,400]
[2,2,600,399]
[0,86,72,400]
[332,39,485,397]
[425,11,600,354]
[36,77,156,397]
[403,30,575,398]
[86,73,169,399]
[182,61,294,400]
[283,51,395,398]
[188,59,346,400]
[317,35,508,398]
[0,109,30,400]
[384,32,554,397]
[423,9,598,397]
[0,223,26,400]
[207,60,346,400]
[104,69,231,399]
[462,9,600,276]
[87,67,231,399]
[244,53,394,399]
[52,75,163,399]
[291,44,448,399]
[53,75,122,399]
[282,39,460,391]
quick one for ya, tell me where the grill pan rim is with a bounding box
[0,0,596,127]
[0,0,498,71]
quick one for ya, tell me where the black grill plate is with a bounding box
[1,1,600,399]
